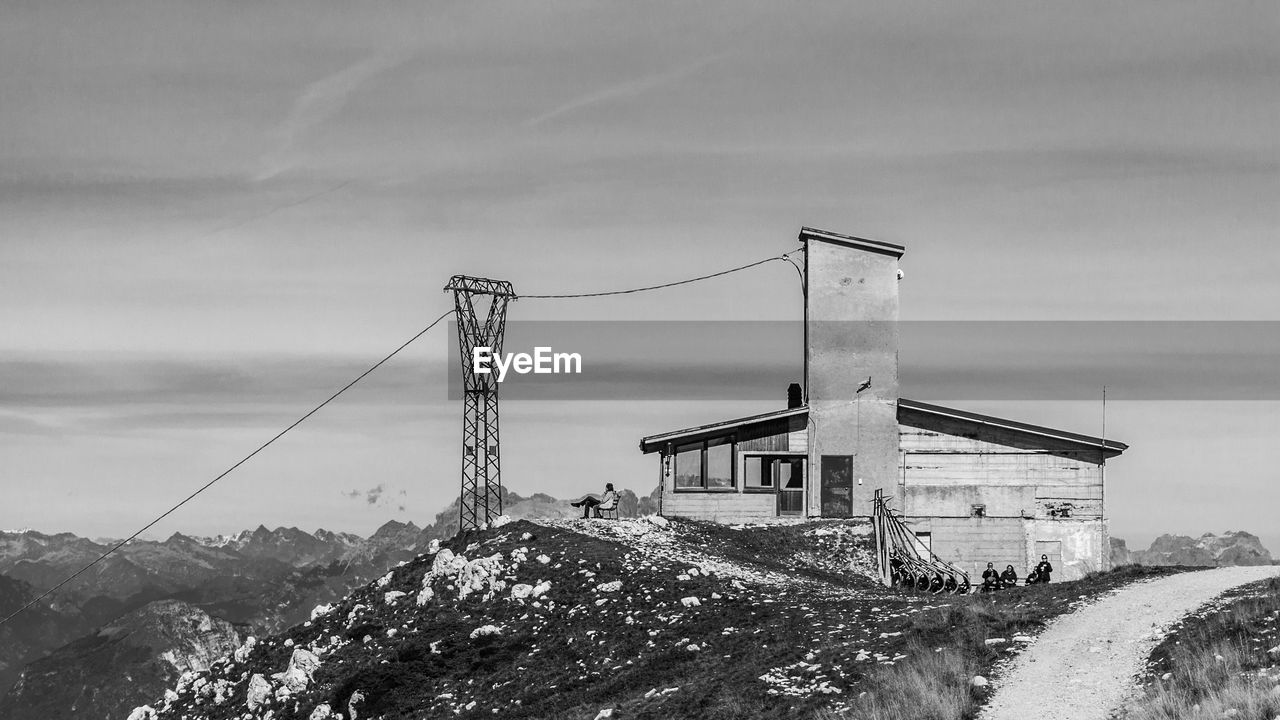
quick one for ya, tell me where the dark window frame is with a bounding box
[743,454,805,494]
[671,436,737,493]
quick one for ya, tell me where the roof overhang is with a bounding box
[638,407,807,454]
[897,398,1128,456]
[638,399,1127,457]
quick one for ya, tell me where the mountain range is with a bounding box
[1109,530,1274,567]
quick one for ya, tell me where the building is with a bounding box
[638,227,1126,581]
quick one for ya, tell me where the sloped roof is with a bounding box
[639,399,1127,457]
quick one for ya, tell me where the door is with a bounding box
[820,455,854,518]
[776,457,805,516]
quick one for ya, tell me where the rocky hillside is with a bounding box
[0,487,658,718]
[132,517,926,720]
[1111,532,1274,567]
[0,600,242,720]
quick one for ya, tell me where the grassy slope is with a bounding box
[1124,575,1280,720]
[146,521,1185,720]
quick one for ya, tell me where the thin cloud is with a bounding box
[524,53,730,127]
[256,48,417,181]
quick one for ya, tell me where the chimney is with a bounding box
[787,382,804,409]
[799,227,904,519]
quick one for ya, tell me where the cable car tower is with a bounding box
[445,275,516,532]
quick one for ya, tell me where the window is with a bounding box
[706,438,733,489]
[745,456,804,493]
[674,443,703,490]
[672,437,736,491]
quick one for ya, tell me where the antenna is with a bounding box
[445,275,516,532]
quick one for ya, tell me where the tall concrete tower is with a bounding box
[801,227,904,518]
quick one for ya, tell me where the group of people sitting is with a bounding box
[980,554,1054,591]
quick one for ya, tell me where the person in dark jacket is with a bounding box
[1035,554,1054,584]
[1000,564,1018,588]
[981,562,1000,592]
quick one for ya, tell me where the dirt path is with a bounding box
[979,565,1280,720]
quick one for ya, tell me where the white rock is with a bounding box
[234,636,258,663]
[594,710,614,720]
[277,648,322,692]
[348,690,365,720]
[309,703,333,720]
[644,515,669,528]
[686,644,701,652]
[470,624,502,639]
[510,583,535,600]
[489,515,513,529]
[681,596,701,607]
[537,554,551,564]
[384,590,406,604]
[985,638,1008,646]
[428,538,440,554]
[532,581,552,597]
[126,706,157,720]
[376,572,393,588]
[971,675,989,688]
[246,674,272,710]
[1011,635,1033,643]
[1161,672,1173,681]
[596,581,623,593]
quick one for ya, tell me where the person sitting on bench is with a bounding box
[569,483,619,519]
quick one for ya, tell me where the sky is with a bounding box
[1,1,1277,552]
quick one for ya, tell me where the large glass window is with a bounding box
[671,437,736,491]
[744,457,770,489]
[674,443,702,489]
[706,438,733,489]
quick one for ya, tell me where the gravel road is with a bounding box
[978,565,1280,720]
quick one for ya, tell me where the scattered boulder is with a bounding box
[971,675,989,688]
[275,648,322,693]
[246,674,271,710]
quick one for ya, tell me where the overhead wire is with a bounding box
[0,308,455,629]
[1,245,808,627]
[518,246,804,299]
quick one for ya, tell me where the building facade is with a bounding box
[638,227,1125,581]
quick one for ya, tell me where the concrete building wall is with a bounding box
[899,423,1109,580]
[804,231,903,518]
[906,516,1104,581]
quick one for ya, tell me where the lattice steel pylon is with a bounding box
[445,275,516,532]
